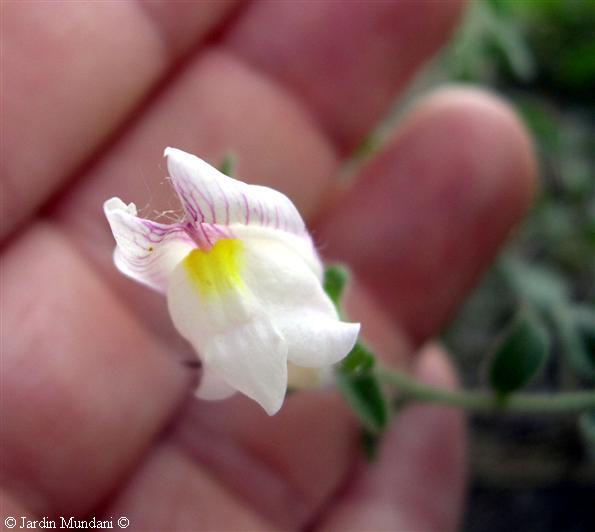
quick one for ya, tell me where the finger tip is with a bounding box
[320,345,467,532]
[411,85,538,216]
[414,342,460,389]
[319,85,538,345]
[380,345,467,530]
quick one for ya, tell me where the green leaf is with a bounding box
[324,266,390,439]
[569,305,595,381]
[323,265,349,309]
[218,153,236,177]
[579,411,595,451]
[488,307,550,395]
[360,429,381,461]
[550,305,595,383]
[574,306,595,362]
[340,342,375,374]
[499,256,569,312]
[336,371,389,434]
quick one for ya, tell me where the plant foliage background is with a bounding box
[428,0,595,531]
[407,0,594,530]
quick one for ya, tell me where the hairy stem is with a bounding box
[377,365,595,415]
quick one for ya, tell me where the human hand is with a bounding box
[2,1,536,530]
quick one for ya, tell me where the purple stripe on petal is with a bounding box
[105,199,194,293]
[214,179,231,225]
[165,148,309,239]
[242,193,250,224]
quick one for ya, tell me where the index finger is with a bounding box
[0,0,239,240]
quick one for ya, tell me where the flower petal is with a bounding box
[195,368,237,401]
[240,235,360,368]
[104,198,194,292]
[234,224,324,281]
[275,312,360,368]
[287,363,332,390]
[204,318,288,415]
[166,238,288,415]
[164,147,307,237]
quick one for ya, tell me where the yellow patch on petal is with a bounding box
[183,238,245,296]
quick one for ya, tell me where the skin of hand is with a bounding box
[1,1,537,531]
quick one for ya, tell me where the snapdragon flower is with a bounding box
[104,148,360,415]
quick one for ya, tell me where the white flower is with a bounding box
[104,148,360,415]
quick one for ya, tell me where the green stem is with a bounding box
[377,365,595,415]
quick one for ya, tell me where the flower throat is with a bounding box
[183,238,245,296]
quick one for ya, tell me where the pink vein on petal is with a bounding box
[177,185,202,223]
[190,183,215,224]
[242,193,250,224]
[214,179,231,225]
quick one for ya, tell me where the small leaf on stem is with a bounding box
[488,306,550,395]
[323,265,390,438]
[340,342,375,374]
[574,305,595,376]
[218,153,236,177]
[579,411,595,453]
[336,370,389,434]
[324,265,349,309]
[360,429,381,461]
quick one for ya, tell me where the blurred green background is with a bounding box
[409,0,594,530]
